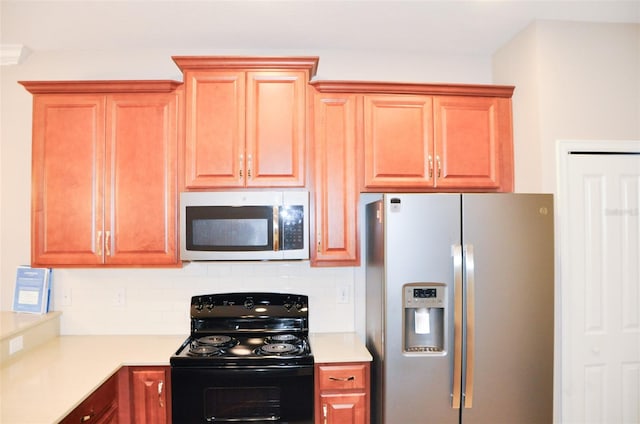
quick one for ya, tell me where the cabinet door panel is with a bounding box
[434,96,502,189]
[105,93,178,265]
[246,71,306,186]
[312,93,359,266]
[31,95,105,266]
[363,95,433,188]
[130,368,170,424]
[320,393,367,424]
[184,71,245,188]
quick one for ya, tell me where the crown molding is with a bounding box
[1,44,29,66]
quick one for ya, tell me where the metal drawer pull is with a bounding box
[80,412,94,422]
[329,375,355,382]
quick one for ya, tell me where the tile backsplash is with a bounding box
[50,261,357,335]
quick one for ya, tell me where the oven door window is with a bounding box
[205,386,280,422]
[172,367,313,423]
[186,206,273,251]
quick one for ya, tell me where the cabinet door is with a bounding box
[129,367,170,424]
[312,93,359,266]
[246,71,306,187]
[183,70,246,188]
[31,95,106,266]
[319,393,367,424]
[433,96,506,189]
[105,93,179,265]
[363,95,433,189]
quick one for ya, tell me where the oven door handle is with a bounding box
[207,416,280,423]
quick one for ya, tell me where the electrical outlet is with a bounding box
[9,336,24,355]
[113,288,126,307]
[60,287,72,306]
[336,284,350,304]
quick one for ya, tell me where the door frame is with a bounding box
[556,139,640,423]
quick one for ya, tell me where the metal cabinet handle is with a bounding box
[158,380,164,408]
[428,155,433,178]
[328,375,355,382]
[322,404,328,424]
[105,231,111,257]
[96,231,102,256]
[436,155,442,178]
[247,154,252,179]
[239,154,244,179]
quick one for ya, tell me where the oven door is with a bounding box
[171,366,314,423]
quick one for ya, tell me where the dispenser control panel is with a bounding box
[404,285,444,308]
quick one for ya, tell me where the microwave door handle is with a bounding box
[273,206,279,251]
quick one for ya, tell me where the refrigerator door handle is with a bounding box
[463,244,476,408]
[451,244,463,409]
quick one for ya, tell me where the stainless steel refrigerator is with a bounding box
[365,193,554,424]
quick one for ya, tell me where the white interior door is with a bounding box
[560,142,640,424]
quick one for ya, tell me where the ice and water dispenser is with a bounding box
[403,283,445,354]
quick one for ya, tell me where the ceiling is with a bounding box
[1,0,639,57]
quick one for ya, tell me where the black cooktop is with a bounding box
[171,292,313,368]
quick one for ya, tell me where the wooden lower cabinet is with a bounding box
[60,372,119,424]
[315,362,370,424]
[61,366,171,424]
[119,366,171,424]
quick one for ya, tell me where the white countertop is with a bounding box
[309,332,372,363]
[0,332,370,424]
[0,311,62,340]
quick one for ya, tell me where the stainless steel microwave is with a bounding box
[180,191,309,261]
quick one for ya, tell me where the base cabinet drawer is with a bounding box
[315,362,370,424]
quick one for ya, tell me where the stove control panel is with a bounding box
[190,292,309,318]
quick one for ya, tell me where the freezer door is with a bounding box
[380,193,461,424]
[461,194,554,423]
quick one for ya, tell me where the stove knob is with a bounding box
[206,302,214,311]
[294,300,304,311]
[244,299,255,309]
[195,302,204,312]
[284,299,293,310]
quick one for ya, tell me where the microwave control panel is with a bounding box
[281,205,304,250]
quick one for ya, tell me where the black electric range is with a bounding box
[170,292,314,423]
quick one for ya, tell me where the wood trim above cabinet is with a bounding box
[19,80,183,94]
[311,80,514,98]
[173,56,319,77]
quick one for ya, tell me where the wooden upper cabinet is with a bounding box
[21,81,182,267]
[313,81,514,192]
[30,94,106,266]
[311,91,360,266]
[433,96,510,189]
[363,95,434,188]
[173,56,319,189]
[105,93,179,265]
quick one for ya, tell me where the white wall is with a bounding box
[493,21,640,193]
[493,20,640,422]
[0,47,492,335]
